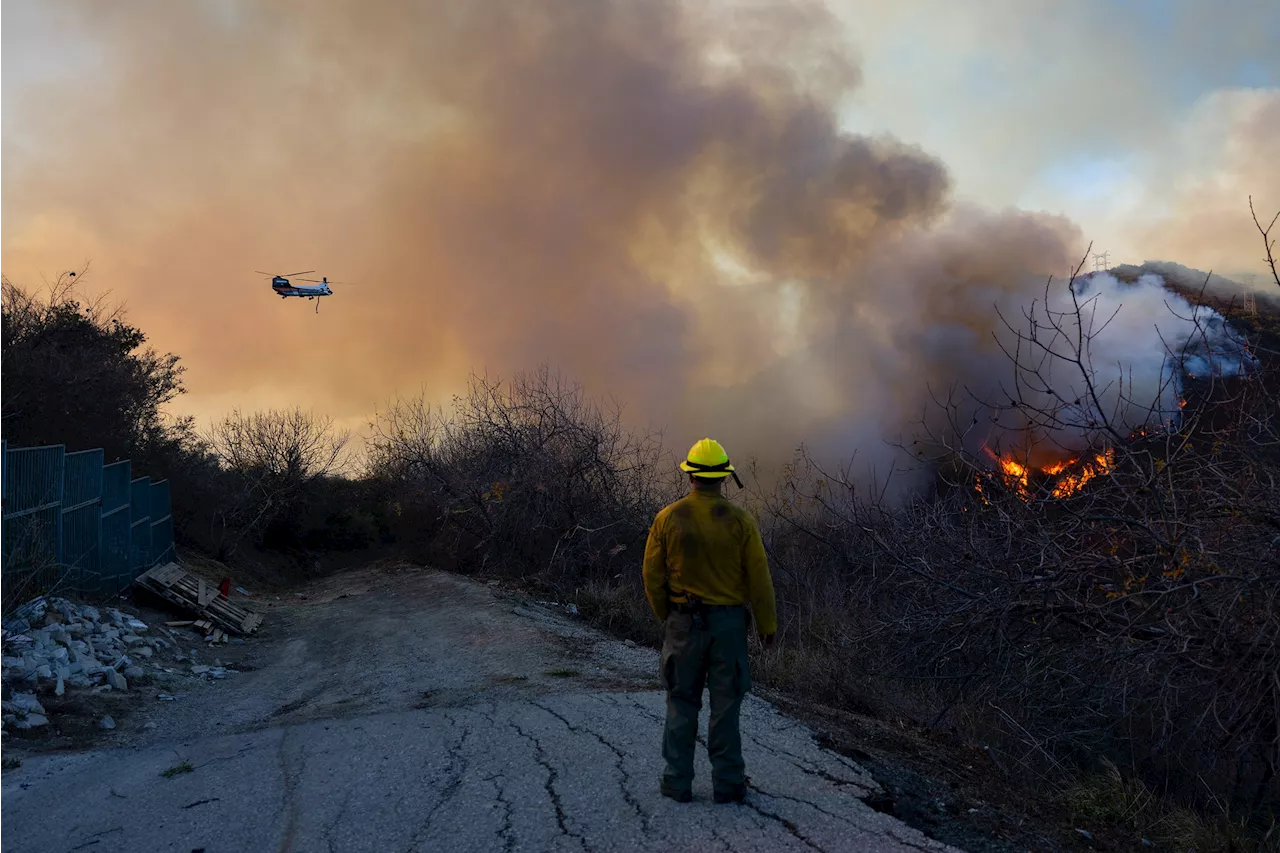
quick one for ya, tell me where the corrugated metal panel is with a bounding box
[129,477,152,577]
[0,440,6,607]
[149,480,175,566]
[102,460,132,515]
[99,460,133,596]
[100,506,132,597]
[63,449,104,509]
[3,444,65,518]
[3,445,67,601]
[2,445,180,601]
[61,449,105,594]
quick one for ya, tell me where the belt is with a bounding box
[670,598,744,614]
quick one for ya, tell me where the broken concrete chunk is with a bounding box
[15,714,49,729]
[133,646,154,658]
[9,693,47,715]
[105,670,128,691]
[100,716,117,730]
[5,617,32,635]
[190,665,211,675]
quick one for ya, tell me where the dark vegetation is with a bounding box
[3,202,1278,850]
[1,269,386,585]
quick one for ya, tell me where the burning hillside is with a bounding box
[951,265,1261,490]
[980,447,1117,500]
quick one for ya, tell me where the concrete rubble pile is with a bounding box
[1,595,241,734]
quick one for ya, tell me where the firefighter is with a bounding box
[642,437,778,804]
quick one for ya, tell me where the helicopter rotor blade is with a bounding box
[256,270,315,278]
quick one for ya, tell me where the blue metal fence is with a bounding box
[1,441,176,601]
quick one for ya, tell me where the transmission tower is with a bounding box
[1243,275,1258,316]
[1092,251,1111,272]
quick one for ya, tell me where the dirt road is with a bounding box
[2,564,962,852]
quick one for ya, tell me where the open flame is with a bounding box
[985,448,1115,499]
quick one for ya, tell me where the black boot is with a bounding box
[713,783,746,804]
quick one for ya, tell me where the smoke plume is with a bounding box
[0,0,1264,485]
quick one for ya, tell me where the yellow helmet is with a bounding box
[680,438,742,486]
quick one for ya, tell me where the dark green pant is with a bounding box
[659,606,751,797]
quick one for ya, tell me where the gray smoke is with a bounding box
[1,0,1262,491]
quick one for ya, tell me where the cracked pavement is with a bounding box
[2,565,963,852]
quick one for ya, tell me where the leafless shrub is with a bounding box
[203,407,350,559]
[760,256,1280,824]
[368,365,681,583]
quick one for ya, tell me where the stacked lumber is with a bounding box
[133,562,265,636]
[165,619,232,643]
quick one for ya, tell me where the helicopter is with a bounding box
[255,270,354,313]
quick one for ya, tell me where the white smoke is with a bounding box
[1005,271,1258,449]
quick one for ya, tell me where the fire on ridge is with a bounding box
[978,447,1118,501]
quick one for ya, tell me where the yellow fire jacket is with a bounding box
[642,490,778,635]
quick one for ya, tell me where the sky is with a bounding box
[3,0,1278,476]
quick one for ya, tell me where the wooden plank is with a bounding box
[131,562,265,636]
[136,562,185,588]
[165,620,195,627]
